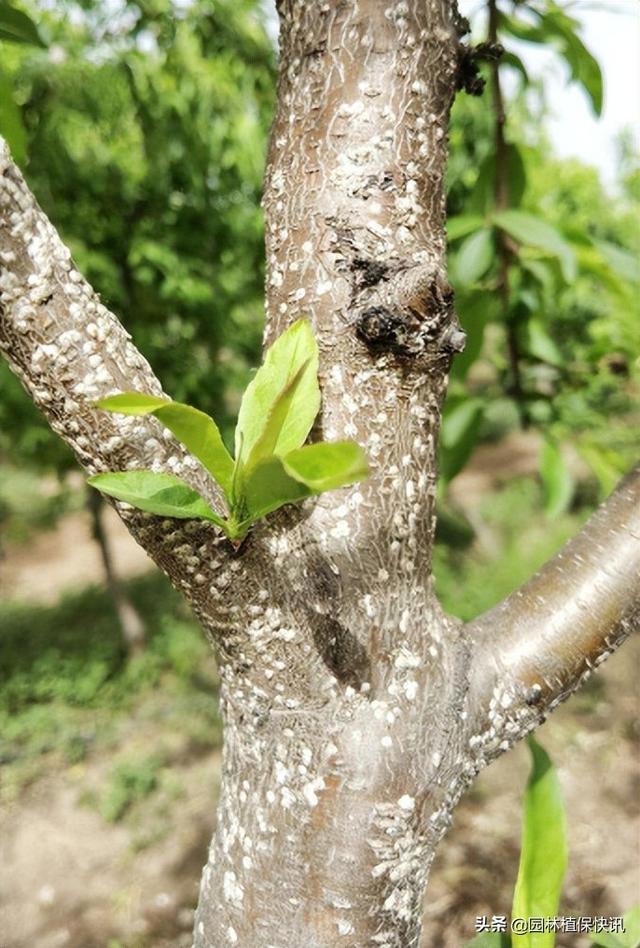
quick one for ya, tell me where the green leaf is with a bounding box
[517,288,539,313]
[450,291,496,383]
[440,397,484,483]
[454,229,495,287]
[493,210,576,282]
[620,905,640,948]
[579,443,625,499]
[504,142,527,209]
[435,503,475,550]
[235,318,320,465]
[539,438,573,517]
[468,156,497,216]
[152,404,234,500]
[590,936,625,948]
[591,934,625,948]
[0,1,46,46]
[502,51,529,86]
[88,471,225,525]
[241,441,368,524]
[590,906,640,948]
[498,12,548,45]
[594,240,640,284]
[242,455,311,522]
[447,215,485,242]
[0,68,26,164]
[575,246,629,297]
[242,358,312,473]
[521,260,556,296]
[96,393,235,501]
[544,4,603,116]
[468,144,526,217]
[563,33,602,116]
[95,393,171,415]
[525,318,563,367]
[466,935,511,948]
[282,441,369,491]
[511,736,567,948]
[499,7,602,116]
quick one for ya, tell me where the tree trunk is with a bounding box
[0,1,638,946]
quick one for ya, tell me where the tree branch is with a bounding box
[0,135,362,700]
[0,138,176,478]
[0,137,242,626]
[465,464,640,767]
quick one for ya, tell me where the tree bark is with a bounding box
[0,1,638,946]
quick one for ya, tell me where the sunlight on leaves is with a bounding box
[91,320,368,541]
[235,318,320,465]
[87,471,226,527]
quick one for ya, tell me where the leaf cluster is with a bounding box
[89,320,368,542]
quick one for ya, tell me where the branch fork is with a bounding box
[1,1,637,941]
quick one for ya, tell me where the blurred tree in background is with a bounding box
[0,0,275,474]
[443,0,639,511]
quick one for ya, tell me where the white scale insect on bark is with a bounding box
[0,0,638,944]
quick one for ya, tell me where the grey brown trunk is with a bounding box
[0,1,637,946]
[194,2,467,943]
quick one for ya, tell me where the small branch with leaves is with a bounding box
[90,319,369,544]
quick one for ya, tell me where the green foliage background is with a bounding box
[0,0,275,469]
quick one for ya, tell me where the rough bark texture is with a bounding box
[0,1,638,946]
